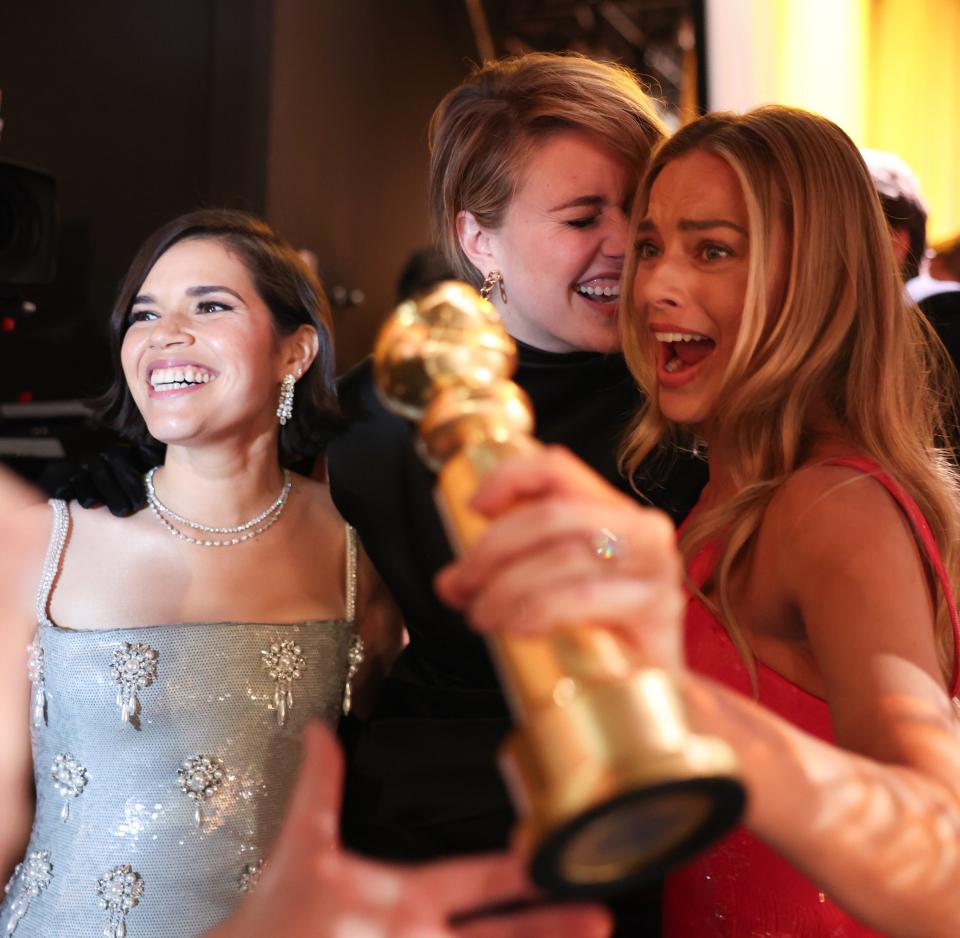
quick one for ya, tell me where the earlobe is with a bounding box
[284,324,319,378]
[456,210,496,273]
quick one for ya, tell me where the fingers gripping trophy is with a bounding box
[373,281,745,897]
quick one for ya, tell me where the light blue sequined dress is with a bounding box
[2,500,362,938]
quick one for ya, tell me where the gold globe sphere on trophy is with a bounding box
[373,280,745,896]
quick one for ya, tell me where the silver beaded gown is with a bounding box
[2,499,362,938]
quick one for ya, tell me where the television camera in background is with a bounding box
[0,159,110,487]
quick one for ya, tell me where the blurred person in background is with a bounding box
[862,148,960,374]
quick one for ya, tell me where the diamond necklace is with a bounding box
[144,466,293,547]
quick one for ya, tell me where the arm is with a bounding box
[682,672,960,938]
[312,451,405,717]
[349,542,405,719]
[724,465,960,935]
[436,448,960,938]
[0,471,46,879]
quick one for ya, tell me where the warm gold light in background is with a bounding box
[864,0,959,243]
[707,0,959,242]
[773,0,869,141]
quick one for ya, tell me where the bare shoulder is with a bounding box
[0,499,57,631]
[758,459,934,627]
[285,472,349,552]
[11,497,56,538]
[53,498,160,562]
[289,471,339,516]
[765,463,955,763]
[6,499,58,567]
[768,461,915,559]
[766,461,940,669]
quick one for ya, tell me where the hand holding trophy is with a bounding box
[373,281,744,897]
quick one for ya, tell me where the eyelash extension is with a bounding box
[126,299,233,323]
[634,240,660,258]
[127,310,155,323]
[699,242,733,261]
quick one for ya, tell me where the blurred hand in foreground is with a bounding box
[204,721,611,938]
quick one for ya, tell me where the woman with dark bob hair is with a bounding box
[0,208,416,936]
[98,209,341,467]
[0,209,611,938]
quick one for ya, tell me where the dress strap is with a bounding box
[824,456,960,696]
[340,524,363,716]
[344,524,358,623]
[35,499,70,626]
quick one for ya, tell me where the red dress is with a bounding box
[664,457,960,937]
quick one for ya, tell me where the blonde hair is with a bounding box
[428,52,666,285]
[620,106,960,687]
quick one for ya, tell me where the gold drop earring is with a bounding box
[479,269,507,303]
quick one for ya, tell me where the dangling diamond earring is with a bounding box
[277,374,295,426]
[479,269,507,304]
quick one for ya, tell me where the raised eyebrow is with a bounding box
[549,195,605,212]
[678,218,748,236]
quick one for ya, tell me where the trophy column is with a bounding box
[374,281,745,896]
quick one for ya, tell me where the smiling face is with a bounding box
[120,237,302,450]
[463,130,634,353]
[632,150,752,427]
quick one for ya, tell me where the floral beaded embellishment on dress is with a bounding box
[27,639,46,728]
[51,752,88,822]
[96,865,144,938]
[177,754,226,828]
[4,850,52,934]
[237,859,263,894]
[342,634,365,715]
[110,642,159,729]
[261,639,305,727]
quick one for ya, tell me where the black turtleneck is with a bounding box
[328,344,706,879]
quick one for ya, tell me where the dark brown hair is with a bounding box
[97,209,339,464]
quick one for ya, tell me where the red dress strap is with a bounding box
[823,455,960,696]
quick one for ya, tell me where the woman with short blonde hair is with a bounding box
[429,52,665,286]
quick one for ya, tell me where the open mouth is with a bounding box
[149,365,219,392]
[654,330,716,374]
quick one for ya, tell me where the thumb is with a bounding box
[278,720,344,852]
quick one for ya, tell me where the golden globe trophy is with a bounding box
[373,281,744,896]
